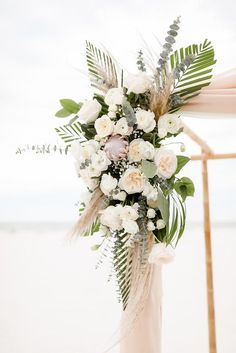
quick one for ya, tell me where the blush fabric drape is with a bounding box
[179,69,236,118]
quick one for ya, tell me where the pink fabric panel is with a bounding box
[180,69,236,116]
[120,265,163,353]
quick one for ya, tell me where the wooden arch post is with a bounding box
[183,123,236,353]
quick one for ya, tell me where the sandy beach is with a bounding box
[0,222,235,353]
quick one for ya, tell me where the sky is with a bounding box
[0,0,236,223]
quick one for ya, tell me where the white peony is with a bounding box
[154,148,177,179]
[120,205,139,221]
[100,205,123,231]
[100,174,118,195]
[156,219,166,230]
[124,72,153,94]
[128,139,155,162]
[95,115,114,138]
[122,219,139,234]
[114,118,133,136]
[105,88,124,106]
[78,99,102,123]
[158,114,182,134]
[135,109,156,133]
[119,167,145,194]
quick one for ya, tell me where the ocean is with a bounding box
[0,222,235,353]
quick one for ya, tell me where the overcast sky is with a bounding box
[1,0,236,223]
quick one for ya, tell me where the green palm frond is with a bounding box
[55,121,86,145]
[113,232,133,309]
[86,41,118,93]
[169,39,216,107]
[164,192,186,246]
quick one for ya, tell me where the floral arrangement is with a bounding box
[54,17,216,317]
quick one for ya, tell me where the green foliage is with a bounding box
[175,155,190,174]
[169,39,216,109]
[86,41,118,92]
[141,160,157,178]
[16,144,70,155]
[158,188,169,223]
[55,121,86,145]
[136,50,146,72]
[55,99,82,117]
[174,177,195,201]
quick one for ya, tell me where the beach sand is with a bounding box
[0,222,235,353]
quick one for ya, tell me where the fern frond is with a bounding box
[86,41,118,93]
[113,232,133,309]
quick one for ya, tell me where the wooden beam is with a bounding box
[202,153,217,353]
[183,123,214,154]
[191,152,236,161]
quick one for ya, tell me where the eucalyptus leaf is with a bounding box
[141,160,157,178]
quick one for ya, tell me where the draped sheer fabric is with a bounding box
[120,69,236,353]
[179,69,236,118]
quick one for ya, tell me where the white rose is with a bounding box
[141,141,155,160]
[100,205,123,231]
[158,114,182,134]
[135,109,156,133]
[158,127,167,138]
[78,99,102,123]
[70,141,83,161]
[120,205,139,221]
[105,88,124,106]
[154,148,177,179]
[90,150,111,176]
[71,140,100,165]
[147,221,155,231]
[95,115,114,138]
[128,139,143,162]
[114,118,133,136]
[118,167,145,194]
[122,219,139,234]
[124,72,153,94]
[112,190,127,201]
[79,168,99,190]
[156,219,166,230]
[147,208,156,218]
[128,139,155,162]
[100,174,118,195]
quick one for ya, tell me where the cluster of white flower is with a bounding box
[70,71,183,240]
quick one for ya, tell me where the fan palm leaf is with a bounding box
[86,41,118,93]
[170,39,216,105]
